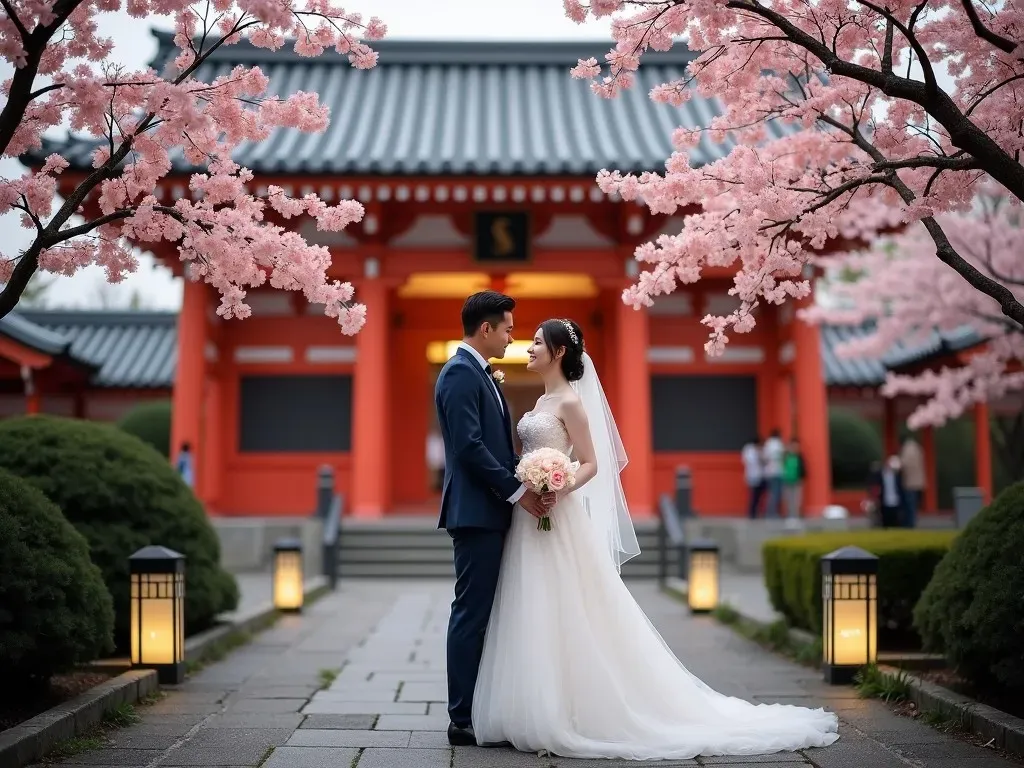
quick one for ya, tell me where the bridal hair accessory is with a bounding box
[492,369,506,385]
[560,319,580,347]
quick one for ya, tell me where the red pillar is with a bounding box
[350,276,390,517]
[170,276,207,497]
[974,402,993,503]
[922,426,938,513]
[791,307,832,515]
[615,293,654,517]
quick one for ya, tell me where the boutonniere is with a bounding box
[492,369,506,385]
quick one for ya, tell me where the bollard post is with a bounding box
[675,466,692,578]
[953,487,984,528]
[657,502,668,587]
[316,465,334,519]
[675,466,693,519]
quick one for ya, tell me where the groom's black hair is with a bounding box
[462,291,516,336]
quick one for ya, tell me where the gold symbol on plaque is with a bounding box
[491,217,515,259]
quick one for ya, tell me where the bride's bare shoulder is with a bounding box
[556,391,586,419]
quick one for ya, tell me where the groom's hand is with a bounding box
[520,489,550,518]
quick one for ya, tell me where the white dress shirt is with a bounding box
[457,342,526,504]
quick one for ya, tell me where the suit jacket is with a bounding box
[434,347,520,531]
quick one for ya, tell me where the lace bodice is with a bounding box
[517,410,572,455]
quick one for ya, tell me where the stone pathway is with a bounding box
[42,580,1021,768]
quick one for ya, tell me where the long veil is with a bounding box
[571,351,641,571]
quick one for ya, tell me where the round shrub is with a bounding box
[829,407,883,488]
[0,468,114,692]
[0,415,238,649]
[914,482,1024,698]
[118,399,172,458]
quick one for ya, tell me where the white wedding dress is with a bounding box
[471,408,840,760]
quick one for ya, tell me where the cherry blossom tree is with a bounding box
[0,1,385,332]
[805,196,1024,478]
[562,0,1024,354]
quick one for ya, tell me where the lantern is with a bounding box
[686,539,720,614]
[821,545,878,684]
[129,545,185,684]
[273,538,304,612]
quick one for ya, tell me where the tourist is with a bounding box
[782,438,807,520]
[741,435,765,519]
[176,441,195,489]
[762,429,785,518]
[869,455,906,528]
[899,432,925,527]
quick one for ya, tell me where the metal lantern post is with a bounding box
[273,538,304,613]
[821,546,878,684]
[129,545,186,684]
[687,539,720,614]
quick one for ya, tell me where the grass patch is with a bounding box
[39,698,156,764]
[318,668,340,689]
[710,601,823,669]
[855,664,913,703]
[921,708,970,732]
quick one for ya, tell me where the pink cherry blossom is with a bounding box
[562,0,1024,355]
[804,194,1024,428]
[0,1,387,332]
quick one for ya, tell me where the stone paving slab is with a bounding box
[34,580,1024,768]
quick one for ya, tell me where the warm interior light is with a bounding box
[505,272,598,298]
[398,273,491,298]
[426,339,534,365]
[688,550,719,612]
[825,573,877,666]
[274,549,304,611]
[131,573,182,665]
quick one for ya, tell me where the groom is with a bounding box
[434,291,550,746]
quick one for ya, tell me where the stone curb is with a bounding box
[663,581,1024,758]
[185,575,329,663]
[661,580,818,647]
[0,576,330,768]
[880,665,1024,758]
[0,669,157,768]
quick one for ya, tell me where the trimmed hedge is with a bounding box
[0,415,238,650]
[763,530,958,649]
[914,482,1024,698]
[0,468,114,692]
[118,399,172,458]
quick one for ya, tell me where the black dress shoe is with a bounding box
[447,723,476,746]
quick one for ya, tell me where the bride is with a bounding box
[471,318,840,760]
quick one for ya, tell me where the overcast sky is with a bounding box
[0,0,616,310]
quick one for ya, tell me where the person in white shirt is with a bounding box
[741,436,765,519]
[762,429,785,518]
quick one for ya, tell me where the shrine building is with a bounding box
[12,35,995,518]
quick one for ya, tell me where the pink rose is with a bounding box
[549,470,567,491]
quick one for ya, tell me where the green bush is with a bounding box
[0,468,114,692]
[0,415,238,649]
[118,399,172,458]
[914,482,1024,698]
[829,407,882,488]
[763,530,958,649]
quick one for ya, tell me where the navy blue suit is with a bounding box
[435,347,520,728]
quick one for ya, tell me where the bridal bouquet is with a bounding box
[515,447,576,531]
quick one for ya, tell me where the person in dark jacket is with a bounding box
[868,456,907,528]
